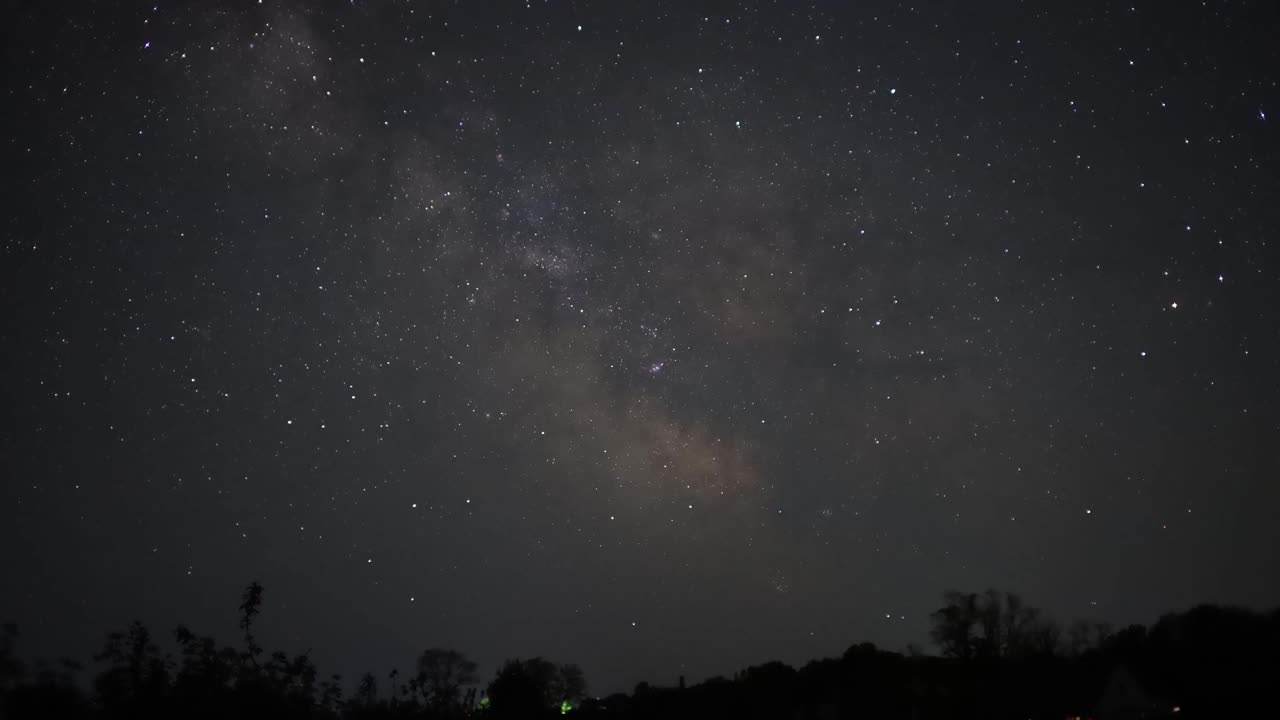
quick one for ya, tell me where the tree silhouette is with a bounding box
[486,657,584,719]
[238,581,264,669]
[356,672,377,705]
[999,591,1037,657]
[414,648,476,714]
[4,583,1278,720]
[1026,615,1063,657]
[1067,619,1093,656]
[0,623,25,694]
[319,673,343,711]
[93,620,171,718]
[930,590,980,659]
[553,662,586,708]
[387,667,400,706]
[930,589,1065,661]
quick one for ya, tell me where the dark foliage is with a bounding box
[2,584,1276,720]
[486,657,585,719]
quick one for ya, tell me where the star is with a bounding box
[5,0,1275,700]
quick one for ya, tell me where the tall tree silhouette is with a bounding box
[930,591,980,659]
[238,581,264,669]
[415,648,476,713]
[931,589,1062,660]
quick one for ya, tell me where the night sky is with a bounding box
[3,0,1279,695]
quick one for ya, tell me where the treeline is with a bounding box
[2,583,1277,719]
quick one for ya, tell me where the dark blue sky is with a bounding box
[3,0,1278,695]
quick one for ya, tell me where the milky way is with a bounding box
[3,0,1278,693]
